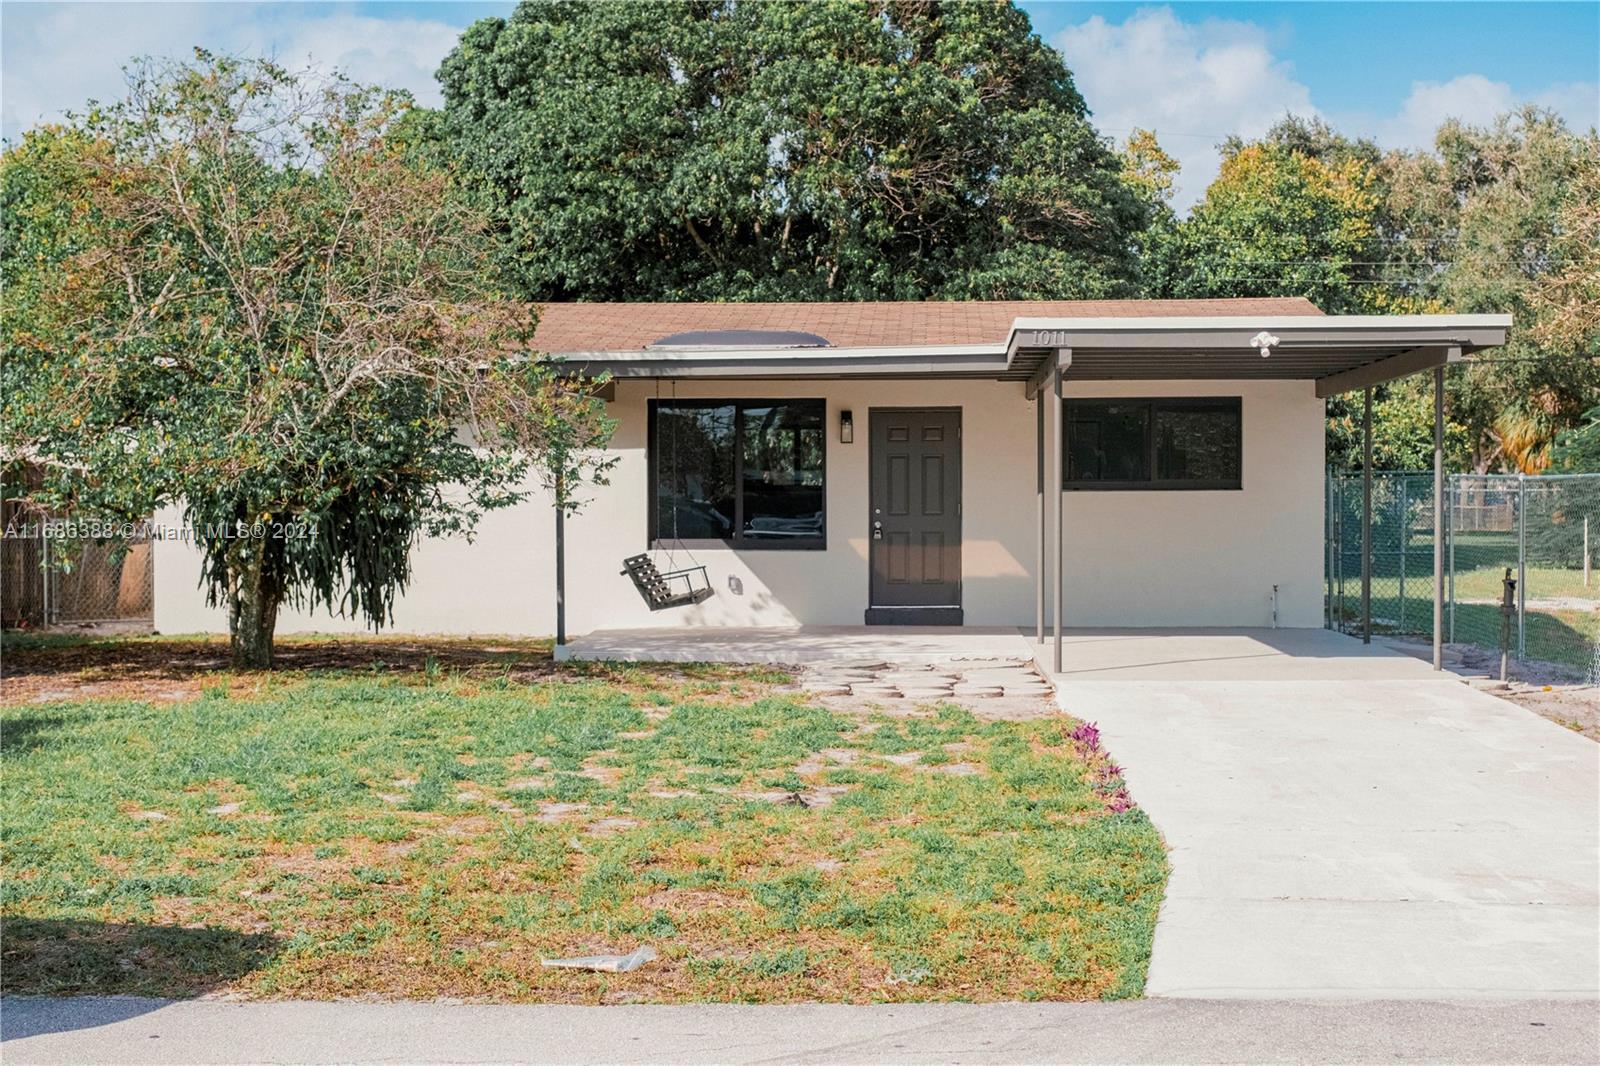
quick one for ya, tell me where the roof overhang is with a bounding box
[547,313,1511,396]
[551,343,1008,380]
[1004,314,1511,398]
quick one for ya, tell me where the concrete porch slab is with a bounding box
[1028,626,1445,681]
[558,625,1037,665]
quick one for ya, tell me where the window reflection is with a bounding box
[652,399,826,547]
[654,403,735,540]
[740,403,824,540]
[1064,398,1241,489]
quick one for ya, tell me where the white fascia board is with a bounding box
[547,343,1004,363]
[1009,313,1512,332]
[1004,313,1511,366]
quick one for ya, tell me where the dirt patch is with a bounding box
[1380,636,1598,742]
[0,635,754,705]
[0,636,554,704]
[1471,680,1600,741]
[637,888,749,914]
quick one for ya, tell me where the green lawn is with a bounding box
[1329,532,1597,671]
[1329,592,1597,672]
[0,636,1166,1003]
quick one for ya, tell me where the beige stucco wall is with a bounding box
[152,376,1325,635]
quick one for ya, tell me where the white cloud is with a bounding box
[1053,7,1598,212]
[1,2,466,144]
[1054,7,1318,209]
[1365,74,1600,148]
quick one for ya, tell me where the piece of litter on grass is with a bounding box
[886,967,931,986]
[541,945,657,973]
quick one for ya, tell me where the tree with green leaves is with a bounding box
[1380,108,1599,471]
[1,53,612,667]
[1146,126,1390,315]
[1552,408,1600,473]
[430,0,1149,302]
[1158,112,1599,472]
[1324,378,1472,471]
[1143,118,1402,470]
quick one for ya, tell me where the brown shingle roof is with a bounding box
[530,298,1324,352]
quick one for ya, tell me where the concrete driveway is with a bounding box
[1045,628,1600,999]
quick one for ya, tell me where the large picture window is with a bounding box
[1065,398,1241,490]
[650,399,826,549]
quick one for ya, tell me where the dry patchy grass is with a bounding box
[0,636,1165,1003]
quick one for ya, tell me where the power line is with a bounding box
[1176,259,1569,267]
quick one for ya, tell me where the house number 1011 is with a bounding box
[1027,331,1072,347]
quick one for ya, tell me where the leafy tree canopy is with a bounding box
[1552,407,1600,473]
[1152,111,1599,472]
[1,53,612,667]
[431,0,1150,301]
[1387,108,1600,472]
[1146,127,1390,315]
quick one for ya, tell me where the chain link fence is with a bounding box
[1327,471,1600,679]
[1,518,154,630]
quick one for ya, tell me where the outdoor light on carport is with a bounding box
[839,409,854,444]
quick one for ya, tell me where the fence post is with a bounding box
[1500,568,1515,682]
[1398,475,1408,631]
[42,531,51,629]
[1325,471,1334,629]
[1585,515,1591,589]
[1361,389,1373,643]
[1447,476,1456,644]
[1516,473,1527,660]
[1336,475,1346,632]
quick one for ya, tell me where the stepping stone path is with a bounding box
[796,656,1054,714]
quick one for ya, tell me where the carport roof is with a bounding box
[532,299,1510,397]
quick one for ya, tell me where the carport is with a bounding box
[1012,314,1510,672]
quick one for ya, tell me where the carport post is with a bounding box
[1052,352,1070,674]
[1035,389,1044,645]
[1361,387,1373,644]
[1432,366,1444,670]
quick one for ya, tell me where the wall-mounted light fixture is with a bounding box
[839,408,854,444]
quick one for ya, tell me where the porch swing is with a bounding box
[621,382,714,611]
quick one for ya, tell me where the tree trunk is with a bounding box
[227,540,279,669]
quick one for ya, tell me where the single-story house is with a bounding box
[153,298,1509,658]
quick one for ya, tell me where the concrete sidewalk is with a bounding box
[4,996,1597,1065]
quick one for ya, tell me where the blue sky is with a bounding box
[1022,3,1599,114]
[4,1,1596,207]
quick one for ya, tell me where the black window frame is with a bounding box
[1064,397,1243,491]
[648,398,828,551]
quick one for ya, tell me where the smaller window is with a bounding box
[1065,398,1241,490]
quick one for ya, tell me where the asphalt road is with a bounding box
[3,996,1597,1064]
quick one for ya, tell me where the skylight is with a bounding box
[647,329,832,349]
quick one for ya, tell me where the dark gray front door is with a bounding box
[867,408,962,625]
